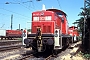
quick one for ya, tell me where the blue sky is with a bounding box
[0,0,84,30]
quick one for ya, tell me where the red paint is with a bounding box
[31,9,68,35]
[6,30,22,37]
[68,26,79,36]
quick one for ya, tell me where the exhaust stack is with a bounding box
[42,4,46,10]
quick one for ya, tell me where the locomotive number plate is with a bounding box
[40,17,45,20]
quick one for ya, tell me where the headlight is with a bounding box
[54,30,58,37]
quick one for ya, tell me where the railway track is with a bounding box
[17,41,81,60]
[19,54,52,60]
[0,41,81,60]
[0,40,22,46]
[0,44,24,51]
[18,49,59,60]
[19,54,34,60]
[45,55,53,60]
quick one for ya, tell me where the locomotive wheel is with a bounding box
[45,45,53,52]
[52,50,58,55]
[32,39,37,52]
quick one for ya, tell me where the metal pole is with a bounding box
[83,0,86,39]
[83,0,86,51]
[19,24,20,30]
[11,14,13,30]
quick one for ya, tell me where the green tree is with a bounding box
[73,0,90,53]
[73,0,90,34]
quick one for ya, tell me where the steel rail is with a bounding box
[0,44,24,51]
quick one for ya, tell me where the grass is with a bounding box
[79,51,90,59]
[83,54,90,59]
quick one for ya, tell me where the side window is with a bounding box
[59,15,63,17]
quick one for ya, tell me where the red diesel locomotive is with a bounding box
[24,8,71,52]
[68,26,79,42]
[0,30,22,40]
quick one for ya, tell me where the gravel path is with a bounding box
[0,47,31,60]
[0,41,86,60]
[54,41,85,60]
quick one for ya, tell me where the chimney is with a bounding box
[42,4,46,10]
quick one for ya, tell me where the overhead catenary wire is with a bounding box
[13,0,36,11]
[0,12,30,21]
[0,8,30,19]
[0,12,30,29]
[0,0,33,29]
[0,1,31,20]
[0,12,10,16]
[30,0,36,10]
[57,0,62,10]
[31,0,40,10]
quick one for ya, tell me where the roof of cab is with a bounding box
[46,9,67,16]
[69,26,78,28]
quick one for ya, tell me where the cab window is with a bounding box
[56,12,64,23]
[55,12,63,17]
